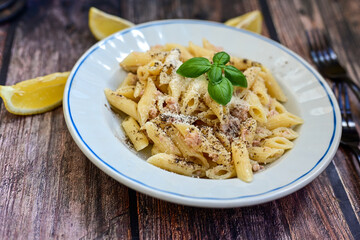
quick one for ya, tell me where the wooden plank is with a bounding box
[0,0,131,239]
[136,173,353,239]
[267,0,360,237]
[0,22,13,87]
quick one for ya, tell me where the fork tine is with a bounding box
[343,83,355,127]
[321,29,338,62]
[305,30,320,66]
[305,30,314,51]
[313,29,331,65]
[338,82,343,112]
[311,29,327,67]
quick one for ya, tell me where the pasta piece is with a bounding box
[148,46,168,62]
[137,66,150,83]
[243,67,261,89]
[122,117,149,151]
[202,38,223,52]
[133,81,145,99]
[214,131,231,152]
[229,56,262,71]
[147,60,163,75]
[120,51,152,72]
[144,122,181,155]
[188,41,215,58]
[104,88,139,121]
[253,126,272,142]
[196,102,208,112]
[197,109,219,127]
[199,127,232,165]
[153,78,168,95]
[205,165,236,179]
[151,145,162,155]
[269,98,286,114]
[231,139,253,182]
[203,93,229,124]
[119,73,137,88]
[259,67,287,102]
[248,147,284,164]
[272,127,299,140]
[116,85,136,101]
[239,118,257,146]
[180,76,207,115]
[251,78,270,106]
[159,49,183,85]
[265,112,303,130]
[147,153,206,177]
[245,91,267,124]
[164,43,193,61]
[167,126,209,168]
[234,87,249,99]
[262,136,294,150]
[138,78,158,125]
[173,123,231,165]
[168,75,184,102]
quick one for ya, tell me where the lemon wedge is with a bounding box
[224,10,263,34]
[0,72,70,115]
[89,7,135,40]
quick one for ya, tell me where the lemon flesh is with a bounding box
[224,10,263,34]
[89,7,135,40]
[0,72,70,115]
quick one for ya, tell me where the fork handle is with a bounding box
[343,77,360,102]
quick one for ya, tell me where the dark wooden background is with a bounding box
[0,0,360,239]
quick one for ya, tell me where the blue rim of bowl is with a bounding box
[66,20,337,201]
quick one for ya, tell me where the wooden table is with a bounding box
[1,0,359,239]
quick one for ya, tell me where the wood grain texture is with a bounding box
[0,0,131,239]
[0,0,360,239]
[0,23,9,71]
[285,0,360,226]
[268,0,360,238]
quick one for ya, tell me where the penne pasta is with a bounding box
[105,39,303,182]
[205,164,236,179]
[262,136,294,150]
[259,67,287,102]
[144,122,181,156]
[138,78,158,125]
[122,116,149,151]
[272,127,299,140]
[265,112,303,130]
[232,139,253,182]
[147,153,206,177]
[248,146,284,164]
[104,88,139,121]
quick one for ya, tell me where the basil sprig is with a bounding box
[176,51,247,105]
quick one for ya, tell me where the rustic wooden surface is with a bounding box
[0,0,359,239]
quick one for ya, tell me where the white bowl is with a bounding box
[63,20,341,208]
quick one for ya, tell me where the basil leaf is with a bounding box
[176,57,211,78]
[208,66,222,84]
[224,65,247,87]
[213,52,230,65]
[208,77,233,106]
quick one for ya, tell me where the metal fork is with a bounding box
[333,82,360,164]
[305,29,360,102]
